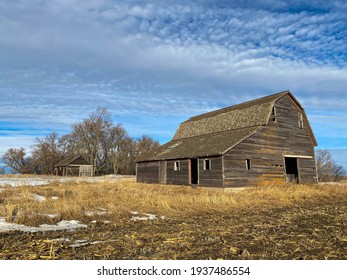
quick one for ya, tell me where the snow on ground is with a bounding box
[38,213,60,218]
[69,239,103,248]
[0,175,135,187]
[0,218,87,233]
[130,211,166,221]
[84,211,107,216]
[34,194,46,202]
[33,194,59,202]
[0,178,51,187]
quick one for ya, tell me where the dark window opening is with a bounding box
[204,159,211,170]
[272,107,277,122]
[272,106,277,116]
[190,159,198,184]
[174,161,180,171]
[246,159,251,170]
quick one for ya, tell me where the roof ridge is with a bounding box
[183,90,289,123]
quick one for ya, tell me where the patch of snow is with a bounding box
[85,211,107,216]
[0,178,51,187]
[130,212,164,221]
[69,239,102,248]
[51,237,70,242]
[51,196,59,200]
[38,213,59,218]
[34,194,46,202]
[0,217,87,233]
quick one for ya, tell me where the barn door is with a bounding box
[159,160,167,184]
[284,157,299,183]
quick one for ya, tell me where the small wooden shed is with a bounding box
[136,91,318,188]
[54,155,94,177]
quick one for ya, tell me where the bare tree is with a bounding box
[32,132,62,174]
[2,148,34,174]
[316,149,344,182]
[107,124,129,174]
[58,133,79,159]
[135,135,160,158]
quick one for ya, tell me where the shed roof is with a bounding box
[138,90,317,162]
[54,155,92,167]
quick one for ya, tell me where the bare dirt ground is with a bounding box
[1,199,346,260]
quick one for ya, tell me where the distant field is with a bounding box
[0,176,346,260]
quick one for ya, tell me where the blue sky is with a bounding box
[0,0,346,171]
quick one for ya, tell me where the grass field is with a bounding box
[0,177,346,260]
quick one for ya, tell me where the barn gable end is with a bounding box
[137,91,318,188]
[54,155,94,177]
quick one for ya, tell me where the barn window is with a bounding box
[245,159,252,170]
[272,106,277,116]
[203,159,211,170]
[298,113,304,128]
[174,161,180,171]
[272,106,277,122]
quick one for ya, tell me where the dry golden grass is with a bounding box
[1,178,347,227]
[1,178,347,260]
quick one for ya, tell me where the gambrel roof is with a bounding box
[138,90,317,162]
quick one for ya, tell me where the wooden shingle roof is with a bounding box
[138,90,316,162]
[54,155,91,167]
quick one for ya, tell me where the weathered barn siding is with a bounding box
[199,157,224,187]
[159,160,167,184]
[297,158,317,184]
[136,161,159,183]
[224,95,317,187]
[166,159,190,185]
[67,166,80,177]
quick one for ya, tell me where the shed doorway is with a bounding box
[190,159,198,185]
[284,157,299,183]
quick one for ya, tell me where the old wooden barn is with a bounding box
[54,155,94,177]
[136,91,318,188]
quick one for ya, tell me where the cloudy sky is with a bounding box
[0,0,346,171]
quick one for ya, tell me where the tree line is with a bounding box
[2,108,160,175]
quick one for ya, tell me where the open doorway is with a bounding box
[190,159,198,185]
[284,157,299,183]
